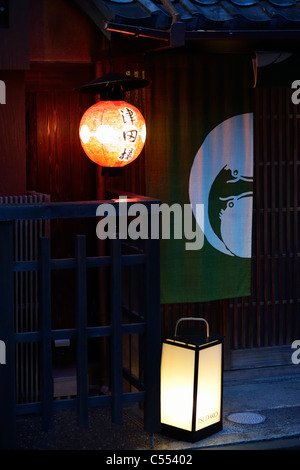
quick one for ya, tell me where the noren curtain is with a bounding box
[145,51,254,304]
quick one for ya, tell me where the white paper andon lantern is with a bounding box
[160,317,223,442]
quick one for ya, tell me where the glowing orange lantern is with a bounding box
[79,100,146,168]
[78,73,150,169]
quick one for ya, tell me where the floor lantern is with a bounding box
[78,73,149,169]
[160,317,223,442]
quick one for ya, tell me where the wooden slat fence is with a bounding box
[0,197,161,449]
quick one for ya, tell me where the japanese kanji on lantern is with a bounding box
[78,73,150,168]
[79,100,146,167]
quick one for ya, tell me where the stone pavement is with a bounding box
[15,367,300,451]
[155,368,300,450]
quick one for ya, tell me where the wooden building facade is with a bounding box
[0,0,299,376]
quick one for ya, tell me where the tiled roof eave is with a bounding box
[185,27,300,36]
[97,0,300,31]
[75,0,300,43]
[105,21,170,40]
[105,21,300,36]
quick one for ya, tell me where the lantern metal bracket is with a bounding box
[77,72,150,99]
[174,317,210,339]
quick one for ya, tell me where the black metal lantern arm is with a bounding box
[77,73,150,101]
[174,317,210,339]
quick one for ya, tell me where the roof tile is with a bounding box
[84,0,300,30]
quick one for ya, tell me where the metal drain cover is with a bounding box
[227,412,266,424]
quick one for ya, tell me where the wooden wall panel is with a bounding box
[229,87,300,358]
[0,0,29,70]
[0,71,26,196]
[26,64,96,202]
[25,64,98,328]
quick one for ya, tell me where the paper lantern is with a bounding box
[160,317,223,442]
[79,100,146,168]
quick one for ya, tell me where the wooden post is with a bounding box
[220,298,231,370]
[143,213,161,433]
[75,235,89,427]
[110,235,123,424]
[39,237,53,431]
[0,222,16,448]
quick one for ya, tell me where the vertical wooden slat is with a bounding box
[292,94,299,338]
[232,298,238,349]
[270,88,276,346]
[220,298,231,370]
[75,235,89,428]
[0,221,16,449]
[278,89,284,346]
[253,87,260,349]
[285,89,292,344]
[262,89,269,348]
[39,236,53,431]
[14,209,21,403]
[144,214,161,433]
[110,235,123,424]
[258,87,263,348]
[240,297,246,349]
[24,215,29,401]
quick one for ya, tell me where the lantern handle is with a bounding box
[174,317,210,339]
